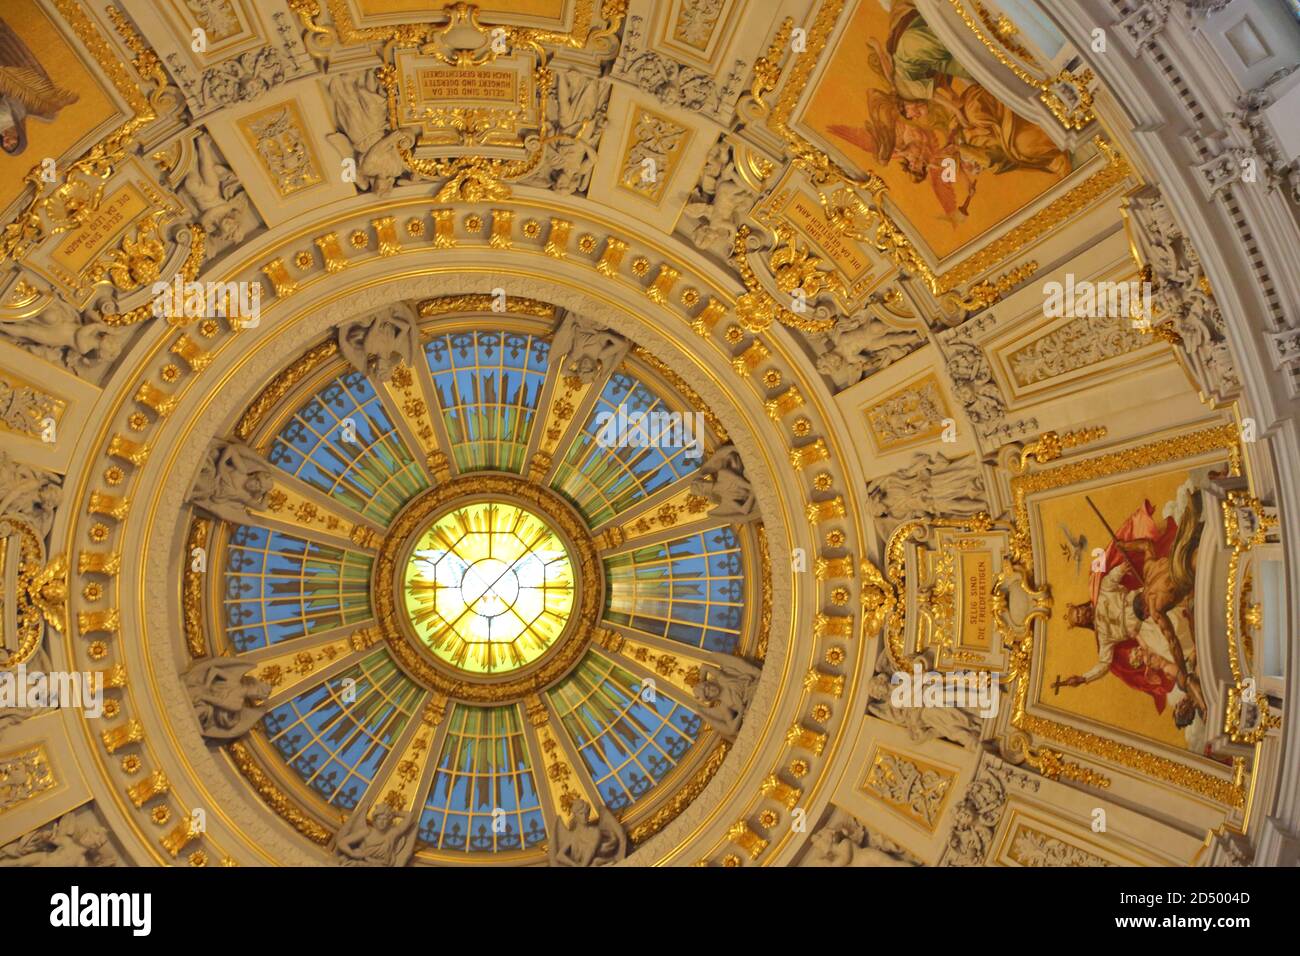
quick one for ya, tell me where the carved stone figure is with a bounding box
[867,653,983,749]
[799,808,917,867]
[0,807,117,867]
[620,49,718,111]
[865,451,988,524]
[0,292,130,384]
[333,805,419,867]
[1230,67,1300,204]
[199,46,289,108]
[941,339,1005,429]
[1125,187,1240,401]
[325,70,412,195]
[811,309,925,390]
[180,133,260,254]
[188,440,274,524]
[692,655,760,739]
[613,14,739,118]
[941,767,1008,867]
[338,302,420,382]
[517,71,610,195]
[681,140,753,259]
[184,658,272,740]
[0,450,61,540]
[549,315,629,382]
[548,798,627,866]
[690,444,758,523]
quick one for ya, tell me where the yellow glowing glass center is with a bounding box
[403,501,575,675]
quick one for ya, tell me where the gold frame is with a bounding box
[0,1,166,263]
[759,0,1131,300]
[371,473,604,704]
[309,0,613,49]
[1005,421,1250,806]
[945,0,1097,131]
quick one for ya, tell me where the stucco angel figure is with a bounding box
[549,315,629,383]
[548,798,627,867]
[943,773,1005,866]
[188,440,274,524]
[325,69,412,195]
[0,808,116,867]
[184,658,272,740]
[0,291,130,384]
[692,656,761,740]
[333,805,419,867]
[181,134,258,252]
[800,809,915,867]
[518,71,610,195]
[689,443,758,523]
[682,141,753,259]
[866,653,983,749]
[865,451,988,523]
[338,302,420,382]
[811,309,924,390]
[0,450,61,540]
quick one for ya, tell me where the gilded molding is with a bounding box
[227,740,332,845]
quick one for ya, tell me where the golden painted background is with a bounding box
[1034,464,1220,752]
[0,0,116,214]
[800,0,1069,259]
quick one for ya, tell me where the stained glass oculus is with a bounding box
[403,501,575,675]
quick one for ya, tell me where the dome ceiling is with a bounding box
[0,0,1297,872]
[186,311,769,861]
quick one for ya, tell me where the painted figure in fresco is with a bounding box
[827,1,1068,221]
[1059,482,1208,739]
[0,15,79,155]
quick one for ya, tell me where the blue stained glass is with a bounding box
[603,526,745,653]
[552,372,704,525]
[547,654,702,813]
[424,330,550,474]
[267,369,426,522]
[420,704,545,853]
[222,526,371,652]
[259,652,421,810]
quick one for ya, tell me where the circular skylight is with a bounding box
[403,501,575,675]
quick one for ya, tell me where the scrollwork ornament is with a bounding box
[0,514,68,669]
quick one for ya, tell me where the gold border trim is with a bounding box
[762,0,1129,297]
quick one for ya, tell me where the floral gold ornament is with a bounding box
[0,515,68,667]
